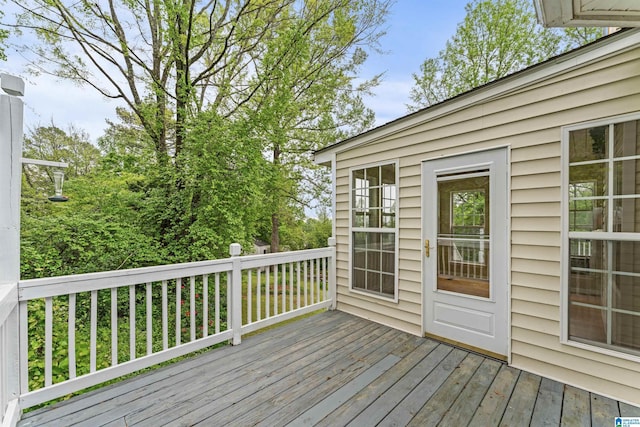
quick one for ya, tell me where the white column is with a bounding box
[0,74,24,287]
[0,73,24,427]
[328,237,337,310]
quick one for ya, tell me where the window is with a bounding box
[565,116,640,355]
[351,163,397,299]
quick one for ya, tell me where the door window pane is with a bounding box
[437,174,490,298]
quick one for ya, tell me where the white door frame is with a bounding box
[421,147,510,358]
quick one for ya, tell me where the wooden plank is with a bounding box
[345,343,453,426]
[437,357,502,425]
[100,316,375,426]
[190,327,405,427]
[248,334,426,427]
[100,417,127,427]
[591,393,620,426]
[125,319,389,426]
[18,311,351,427]
[530,377,564,426]
[407,353,484,426]
[314,339,440,427]
[620,402,640,416]
[499,371,541,427]
[560,385,591,427]
[287,354,401,426]
[469,365,520,426]
[377,348,469,426]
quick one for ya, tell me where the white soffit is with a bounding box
[534,0,640,27]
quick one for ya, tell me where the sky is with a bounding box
[0,1,470,142]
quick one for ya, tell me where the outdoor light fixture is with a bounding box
[21,158,70,202]
[48,169,68,202]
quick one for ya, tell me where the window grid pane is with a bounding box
[351,164,397,298]
[567,116,640,356]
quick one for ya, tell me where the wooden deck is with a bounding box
[18,311,640,427]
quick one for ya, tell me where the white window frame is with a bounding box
[561,111,640,361]
[349,160,399,302]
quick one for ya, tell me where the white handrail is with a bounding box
[16,244,336,409]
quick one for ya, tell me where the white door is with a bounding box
[422,148,508,357]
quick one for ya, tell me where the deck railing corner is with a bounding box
[0,283,21,427]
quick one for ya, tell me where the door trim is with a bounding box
[421,146,511,360]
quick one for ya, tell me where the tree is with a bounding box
[9,0,388,258]
[8,0,388,167]
[97,107,157,174]
[408,0,603,110]
[246,0,384,251]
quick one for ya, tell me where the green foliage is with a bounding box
[0,10,7,61]
[408,0,603,110]
[97,107,157,174]
[303,212,333,249]
[20,125,167,278]
[21,208,167,278]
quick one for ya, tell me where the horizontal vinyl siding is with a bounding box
[332,44,640,404]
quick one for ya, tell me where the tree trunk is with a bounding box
[271,213,280,253]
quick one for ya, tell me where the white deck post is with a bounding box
[229,243,242,345]
[328,237,337,310]
[0,74,25,427]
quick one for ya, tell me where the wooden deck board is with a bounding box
[530,377,564,426]
[500,371,541,427]
[437,356,502,425]
[469,364,520,426]
[406,352,484,426]
[129,317,385,426]
[314,339,439,427]
[560,385,591,427]
[17,311,638,427]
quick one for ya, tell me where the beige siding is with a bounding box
[331,44,640,404]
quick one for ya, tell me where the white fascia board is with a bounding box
[313,150,333,166]
[314,28,640,161]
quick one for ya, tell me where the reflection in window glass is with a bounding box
[569,125,608,162]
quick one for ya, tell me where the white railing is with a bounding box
[0,284,20,427]
[437,236,489,281]
[14,242,336,410]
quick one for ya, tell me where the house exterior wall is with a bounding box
[332,45,640,405]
